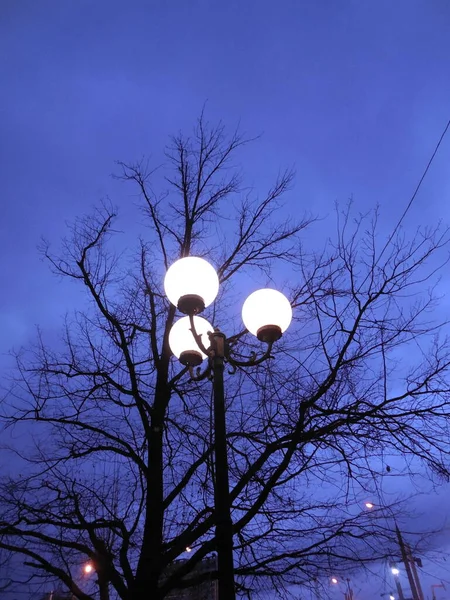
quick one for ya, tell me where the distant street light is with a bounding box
[392,568,400,576]
[331,576,354,600]
[83,559,109,600]
[165,256,292,600]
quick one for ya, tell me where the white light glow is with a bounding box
[391,568,400,576]
[164,257,219,310]
[169,316,213,361]
[365,502,374,509]
[84,563,93,574]
[241,289,292,338]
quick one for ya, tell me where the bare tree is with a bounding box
[1,115,450,600]
[0,548,13,593]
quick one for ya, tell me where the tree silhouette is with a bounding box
[1,116,450,599]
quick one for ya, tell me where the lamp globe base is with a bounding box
[177,294,205,315]
[179,350,204,367]
[256,325,282,343]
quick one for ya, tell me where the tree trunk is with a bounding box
[132,353,171,600]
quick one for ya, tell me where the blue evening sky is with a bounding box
[1,1,450,598]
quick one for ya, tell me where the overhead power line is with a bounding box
[376,116,450,267]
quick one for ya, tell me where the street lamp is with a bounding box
[165,256,292,600]
[390,565,406,600]
[164,256,219,315]
[331,577,354,600]
[82,559,109,600]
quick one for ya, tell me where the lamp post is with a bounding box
[83,559,109,600]
[390,565,405,600]
[364,502,422,600]
[164,256,292,600]
[331,576,354,600]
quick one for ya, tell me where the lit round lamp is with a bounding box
[169,316,213,366]
[164,257,219,315]
[242,289,292,343]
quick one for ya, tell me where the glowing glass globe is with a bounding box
[241,288,292,342]
[164,257,219,314]
[169,316,214,365]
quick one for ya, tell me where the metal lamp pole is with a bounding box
[164,256,293,600]
[210,330,235,600]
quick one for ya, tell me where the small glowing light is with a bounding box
[186,546,192,553]
[84,563,93,574]
[365,502,374,509]
[331,577,338,584]
[390,595,395,600]
[391,568,400,576]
